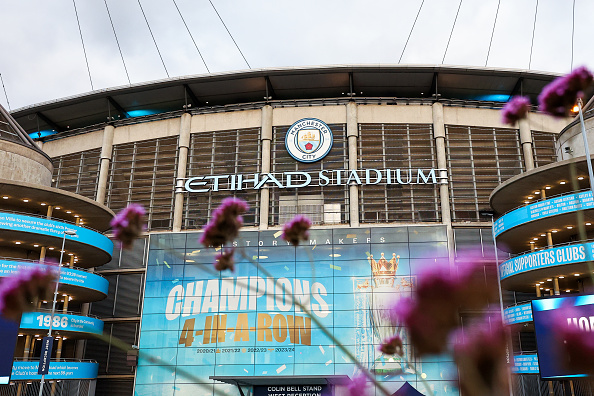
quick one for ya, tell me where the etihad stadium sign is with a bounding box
[179,168,447,193]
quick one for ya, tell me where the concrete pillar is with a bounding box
[432,103,453,258]
[536,285,541,297]
[547,232,553,247]
[541,189,546,199]
[346,102,359,227]
[259,106,273,229]
[554,277,560,295]
[173,113,192,232]
[519,118,535,171]
[96,125,115,205]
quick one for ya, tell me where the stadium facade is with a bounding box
[2,65,585,396]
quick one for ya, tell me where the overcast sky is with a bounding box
[1,0,593,111]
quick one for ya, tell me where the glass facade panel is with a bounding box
[107,136,178,230]
[358,124,439,223]
[52,148,101,199]
[446,125,523,222]
[269,124,349,226]
[183,128,261,229]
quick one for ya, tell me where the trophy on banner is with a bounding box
[367,252,414,373]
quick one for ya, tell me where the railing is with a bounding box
[0,209,102,233]
[496,188,592,219]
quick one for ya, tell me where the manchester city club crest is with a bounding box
[285,118,333,163]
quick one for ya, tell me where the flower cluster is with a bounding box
[110,204,146,249]
[392,250,497,356]
[453,318,509,396]
[378,335,403,356]
[0,265,56,321]
[200,198,249,247]
[348,375,368,396]
[538,66,593,117]
[214,248,235,272]
[281,215,312,246]
[501,96,531,125]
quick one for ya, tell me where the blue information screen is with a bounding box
[532,295,594,379]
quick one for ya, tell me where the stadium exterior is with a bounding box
[2,65,583,396]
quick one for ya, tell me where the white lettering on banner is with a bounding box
[165,277,330,321]
[180,168,446,193]
[499,244,590,279]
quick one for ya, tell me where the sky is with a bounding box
[1,0,593,111]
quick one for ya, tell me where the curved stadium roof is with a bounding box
[10,64,568,138]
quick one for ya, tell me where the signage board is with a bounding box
[20,312,103,335]
[532,295,594,379]
[0,314,20,384]
[511,354,539,374]
[253,385,330,396]
[11,361,98,380]
[503,303,533,325]
[38,337,54,375]
[135,227,456,396]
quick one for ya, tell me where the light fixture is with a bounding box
[74,215,79,218]
[48,247,54,250]
[560,181,566,185]
[55,207,61,210]
[540,287,544,290]
[566,289,571,293]
[533,237,538,240]
[545,186,551,190]
[534,191,540,194]
[552,230,558,233]
[535,283,540,286]
[559,276,565,279]
[567,226,573,229]
[66,211,71,214]
[572,104,580,113]
[15,241,21,245]
[528,196,534,199]
[545,289,550,291]
[22,199,29,202]
[530,241,535,244]
[578,176,585,180]
[41,203,47,206]
[574,273,580,277]
[68,253,73,256]
[587,223,592,226]
[524,201,529,204]
[547,278,552,281]
[540,234,546,237]
[1,196,8,199]
[33,244,39,247]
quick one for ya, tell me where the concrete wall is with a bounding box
[556,115,594,160]
[0,140,52,185]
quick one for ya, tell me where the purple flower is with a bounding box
[378,335,403,356]
[550,307,594,375]
[391,249,497,355]
[501,96,531,125]
[538,66,593,117]
[0,265,56,321]
[200,198,249,247]
[452,317,509,396]
[110,204,146,249]
[281,215,312,246]
[214,248,235,272]
[348,374,368,396]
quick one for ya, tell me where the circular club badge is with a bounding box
[285,118,333,163]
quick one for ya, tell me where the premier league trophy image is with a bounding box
[354,252,414,374]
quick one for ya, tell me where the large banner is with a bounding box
[136,227,456,396]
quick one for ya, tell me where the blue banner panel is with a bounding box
[532,295,594,379]
[503,304,533,325]
[136,228,459,396]
[38,337,54,375]
[20,312,103,335]
[0,315,20,384]
[11,361,98,380]
[494,191,594,237]
[0,212,113,256]
[0,261,108,296]
[499,242,594,280]
[512,354,539,374]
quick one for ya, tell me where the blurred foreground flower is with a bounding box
[0,265,56,321]
[200,197,249,247]
[348,374,368,396]
[379,335,403,356]
[501,96,530,125]
[111,204,146,249]
[453,318,509,396]
[392,250,497,355]
[214,248,235,272]
[538,66,593,117]
[282,215,312,246]
[551,308,594,375]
